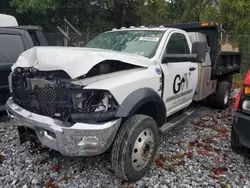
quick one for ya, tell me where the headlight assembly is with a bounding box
[242,100,250,111]
[70,89,118,122]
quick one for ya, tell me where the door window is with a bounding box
[166,33,190,54]
[0,34,25,63]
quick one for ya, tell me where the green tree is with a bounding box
[136,0,169,26]
[166,0,185,23]
[10,0,113,32]
[219,0,250,34]
[2,0,250,35]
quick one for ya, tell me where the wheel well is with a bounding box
[133,102,165,127]
[217,74,233,85]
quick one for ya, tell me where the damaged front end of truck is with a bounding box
[6,46,151,156]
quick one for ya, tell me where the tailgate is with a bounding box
[216,52,242,75]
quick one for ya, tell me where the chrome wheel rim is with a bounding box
[131,128,155,171]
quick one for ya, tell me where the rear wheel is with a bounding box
[111,115,158,182]
[215,81,231,109]
[206,80,231,109]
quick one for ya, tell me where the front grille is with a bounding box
[11,68,72,121]
[13,84,71,121]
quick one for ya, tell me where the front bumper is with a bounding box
[6,97,122,156]
[233,111,250,148]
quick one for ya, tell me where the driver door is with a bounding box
[160,31,198,116]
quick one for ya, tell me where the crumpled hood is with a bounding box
[12,46,152,78]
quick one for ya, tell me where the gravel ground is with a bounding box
[1,93,250,188]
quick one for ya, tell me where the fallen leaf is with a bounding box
[211,167,227,176]
[217,128,228,138]
[212,119,219,125]
[45,179,60,188]
[186,152,194,159]
[215,157,220,165]
[155,154,169,168]
[199,149,210,156]
[51,164,61,173]
[172,155,185,159]
[45,179,53,188]
[188,140,201,148]
[121,180,127,185]
[180,149,185,155]
[208,174,220,180]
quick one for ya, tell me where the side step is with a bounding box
[159,109,196,134]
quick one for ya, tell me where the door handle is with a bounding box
[189,67,196,71]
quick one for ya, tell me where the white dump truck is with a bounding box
[6,22,241,181]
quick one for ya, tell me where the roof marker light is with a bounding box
[201,22,209,27]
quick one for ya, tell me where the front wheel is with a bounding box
[111,115,158,182]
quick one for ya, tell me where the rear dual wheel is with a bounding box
[207,80,231,109]
[215,81,231,109]
[111,115,158,182]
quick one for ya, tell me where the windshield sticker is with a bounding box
[133,51,146,56]
[139,37,159,42]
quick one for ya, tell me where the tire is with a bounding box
[0,111,9,122]
[226,74,233,91]
[214,81,231,109]
[111,115,158,182]
[231,125,242,153]
[206,93,216,107]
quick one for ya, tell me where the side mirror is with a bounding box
[79,41,85,47]
[191,42,207,63]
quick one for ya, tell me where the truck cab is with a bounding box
[5,22,241,181]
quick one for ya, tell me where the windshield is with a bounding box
[0,34,25,64]
[85,30,164,58]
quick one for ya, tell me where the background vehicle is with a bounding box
[6,22,242,181]
[231,69,250,155]
[0,14,47,115]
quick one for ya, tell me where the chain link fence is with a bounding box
[43,32,100,46]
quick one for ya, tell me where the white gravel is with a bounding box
[1,97,250,188]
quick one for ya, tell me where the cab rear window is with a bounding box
[0,34,24,63]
